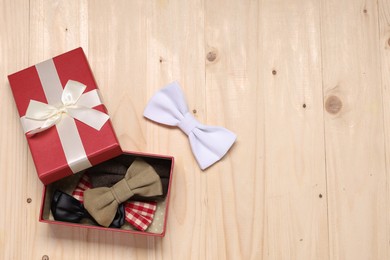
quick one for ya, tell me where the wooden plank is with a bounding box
[0,1,29,259]
[145,0,206,259]
[377,0,390,258]
[259,0,329,259]
[204,0,263,259]
[321,0,388,259]
[26,1,90,259]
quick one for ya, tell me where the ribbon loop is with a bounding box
[26,100,58,120]
[62,80,86,105]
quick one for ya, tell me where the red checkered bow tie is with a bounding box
[72,174,157,231]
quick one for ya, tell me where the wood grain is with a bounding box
[260,0,328,259]
[321,0,388,259]
[0,1,29,259]
[378,0,390,258]
[205,0,262,259]
[1,0,390,259]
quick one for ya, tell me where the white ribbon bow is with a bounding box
[144,82,237,170]
[22,80,109,135]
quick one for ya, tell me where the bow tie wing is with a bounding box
[51,190,87,223]
[189,126,237,170]
[143,82,188,126]
[124,201,157,231]
[125,159,163,197]
[83,187,119,227]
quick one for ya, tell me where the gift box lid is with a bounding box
[8,48,122,185]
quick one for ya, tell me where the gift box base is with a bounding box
[39,151,174,237]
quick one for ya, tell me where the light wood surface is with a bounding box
[1,0,390,259]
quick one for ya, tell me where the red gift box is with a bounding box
[8,48,174,236]
[8,48,122,184]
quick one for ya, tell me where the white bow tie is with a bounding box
[143,82,236,170]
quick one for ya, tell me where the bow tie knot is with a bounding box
[111,180,134,204]
[178,112,201,136]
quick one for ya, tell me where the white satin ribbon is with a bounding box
[19,59,109,173]
[22,80,109,134]
[144,82,237,170]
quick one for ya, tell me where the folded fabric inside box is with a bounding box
[41,153,173,235]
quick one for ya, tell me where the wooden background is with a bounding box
[1,0,390,259]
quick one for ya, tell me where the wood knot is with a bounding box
[206,51,217,62]
[272,69,277,75]
[42,255,49,260]
[325,95,342,114]
[27,198,32,203]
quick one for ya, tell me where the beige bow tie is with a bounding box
[84,159,163,227]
